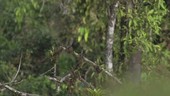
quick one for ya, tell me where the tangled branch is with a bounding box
[0,83,39,96]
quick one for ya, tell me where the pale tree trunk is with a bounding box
[105,1,119,73]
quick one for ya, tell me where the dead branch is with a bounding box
[11,53,23,83]
[0,83,39,96]
[40,67,54,76]
[47,72,72,83]
[60,46,122,84]
[47,76,61,83]
[60,73,71,82]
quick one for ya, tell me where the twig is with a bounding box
[40,0,45,13]
[79,77,94,89]
[47,73,72,83]
[48,69,78,84]
[60,73,71,82]
[11,53,23,83]
[40,67,54,76]
[0,83,39,96]
[54,63,57,77]
[47,76,61,83]
[84,66,92,80]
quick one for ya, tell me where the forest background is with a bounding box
[0,0,170,96]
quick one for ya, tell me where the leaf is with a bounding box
[83,17,86,24]
[51,84,56,89]
[148,10,154,15]
[78,27,85,35]
[31,0,38,9]
[78,36,82,42]
[128,20,132,27]
[133,19,137,27]
[84,28,89,42]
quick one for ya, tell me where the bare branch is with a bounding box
[11,53,23,83]
[76,51,122,84]
[47,76,61,83]
[60,73,71,82]
[61,46,122,84]
[47,73,71,83]
[40,67,54,76]
[84,66,93,80]
[0,83,39,96]
[40,0,45,13]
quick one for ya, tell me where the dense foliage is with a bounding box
[0,0,170,96]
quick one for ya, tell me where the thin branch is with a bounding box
[0,83,39,96]
[11,53,23,83]
[76,51,122,84]
[60,73,71,82]
[40,67,54,76]
[47,72,72,83]
[54,63,57,77]
[84,66,92,80]
[79,77,94,89]
[47,72,71,84]
[40,0,45,13]
[61,46,122,84]
[47,76,61,83]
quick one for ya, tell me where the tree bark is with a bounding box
[128,49,142,84]
[126,0,142,84]
[105,1,119,73]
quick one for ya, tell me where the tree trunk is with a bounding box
[128,49,142,84]
[105,1,119,73]
[126,0,142,84]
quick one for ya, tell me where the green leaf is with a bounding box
[78,27,85,35]
[78,36,82,42]
[148,10,154,15]
[84,28,89,42]
[129,20,132,27]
